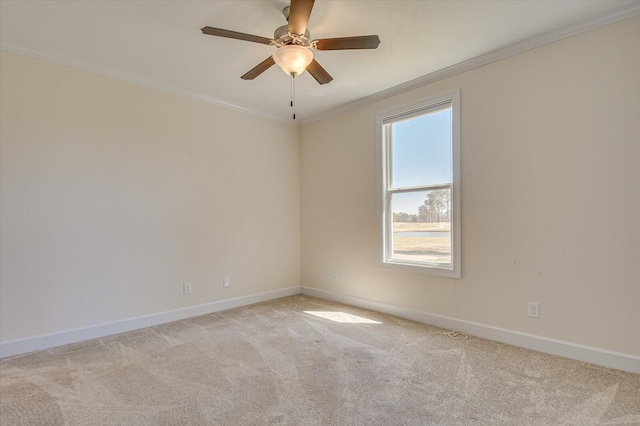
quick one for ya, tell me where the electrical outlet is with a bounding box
[223,277,230,288]
[528,302,540,318]
[331,272,338,282]
[183,282,192,295]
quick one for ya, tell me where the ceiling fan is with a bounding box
[201,0,381,85]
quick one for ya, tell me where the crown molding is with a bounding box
[0,41,296,126]
[299,2,640,126]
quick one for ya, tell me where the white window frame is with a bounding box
[377,89,461,278]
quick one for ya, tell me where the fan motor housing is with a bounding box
[274,25,311,46]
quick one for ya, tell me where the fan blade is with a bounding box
[306,59,333,85]
[201,27,273,45]
[288,0,315,35]
[241,56,276,80]
[314,35,381,51]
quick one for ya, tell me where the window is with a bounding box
[379,90,461,278]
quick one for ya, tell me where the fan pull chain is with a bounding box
[290,74,296,120]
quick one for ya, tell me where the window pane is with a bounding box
[390,107,452,188]
[390,189,451,266]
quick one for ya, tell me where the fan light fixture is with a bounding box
[273,45,313,76]
[201,0,381,119]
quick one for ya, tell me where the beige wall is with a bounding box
[0,51,300,342]
[301,16,640,356]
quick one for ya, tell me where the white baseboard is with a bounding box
[0,286,301,358]
[301,286,640,375]
[4,285,639,374]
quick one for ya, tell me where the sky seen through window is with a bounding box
[391,108,452,215]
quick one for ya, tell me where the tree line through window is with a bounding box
[393,189,451,223]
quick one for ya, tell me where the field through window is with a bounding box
[391,189,451,266]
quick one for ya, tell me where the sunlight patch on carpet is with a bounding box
[303,311,382,324]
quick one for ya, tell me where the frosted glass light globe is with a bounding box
[273,45,313,76]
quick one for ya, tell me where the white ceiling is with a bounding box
[1,1,638,122]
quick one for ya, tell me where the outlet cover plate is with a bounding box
[528,302,540,318]
[183,282,192,295]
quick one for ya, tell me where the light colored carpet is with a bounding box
[1,295,639,425]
